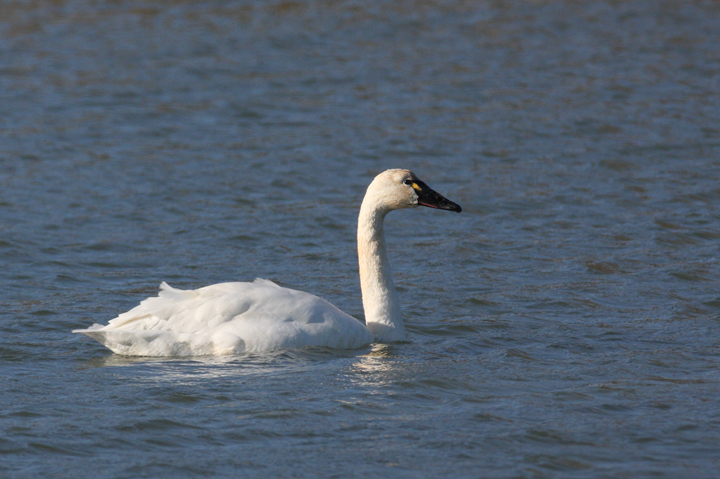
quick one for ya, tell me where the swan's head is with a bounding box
[365,169,462,214]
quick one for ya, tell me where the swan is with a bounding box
[73,169,461,356]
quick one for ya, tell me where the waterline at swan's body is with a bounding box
[74,169,461,356]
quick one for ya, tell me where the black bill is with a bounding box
[412,180,462,213]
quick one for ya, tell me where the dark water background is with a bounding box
[2,1,720,477]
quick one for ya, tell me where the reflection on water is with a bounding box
[359,343,395,360]
[350,344,398,387]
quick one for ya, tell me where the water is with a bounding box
[2,0,720,477]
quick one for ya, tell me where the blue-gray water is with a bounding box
[2,1,720,477]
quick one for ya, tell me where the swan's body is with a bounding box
[76,279,374,356]
[74,169,461,356]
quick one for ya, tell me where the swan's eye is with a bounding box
[403,179,413,186]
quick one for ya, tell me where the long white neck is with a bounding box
[357,195,406,342]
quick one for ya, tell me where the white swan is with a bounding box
[73,169,461,356]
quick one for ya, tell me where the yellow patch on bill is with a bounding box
[412,182,422,191]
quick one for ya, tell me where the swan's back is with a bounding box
[74,279,374,356]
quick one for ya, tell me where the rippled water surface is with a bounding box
[2,1,720,477]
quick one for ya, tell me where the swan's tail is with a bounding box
[73,282,195,333]
[72,282,246,356]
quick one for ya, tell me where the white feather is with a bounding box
[75,279,373,355]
